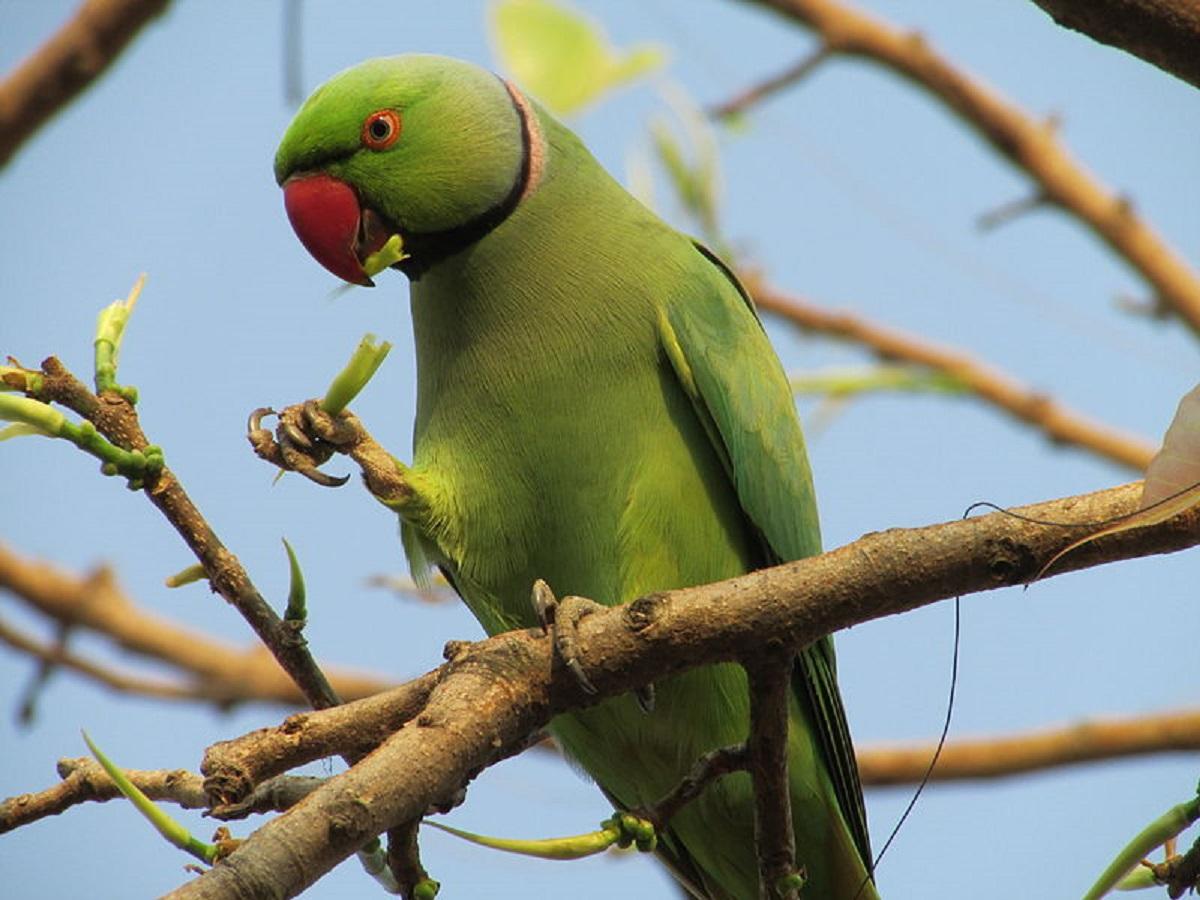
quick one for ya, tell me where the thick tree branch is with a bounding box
[748,281,1157,471]
[858,708,1200,785]
[739,0,1200,337]
[0,0,168,168]
[0,542,391,707]
[165,481,1199,898]
[1028,0,1200,90]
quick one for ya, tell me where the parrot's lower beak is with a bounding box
[282,173,394,287]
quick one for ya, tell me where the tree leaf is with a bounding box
[1141,383,1200,510]
[491,0,664,115]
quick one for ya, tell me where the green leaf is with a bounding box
[82,730,218,865]
[491,0,664,115]
[425,818,622,861]
[789,365,968,398]
[424,813,655,861]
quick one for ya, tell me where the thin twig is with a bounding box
[0,0,169,167]
[741,0,1200,336]
[0,541,390,707]
[202,675,439,807]
[749,281,1157,471]
[0,758,322,834]
[0,757,205,834]
[857,708,1200,785]
[709,46,830,119]
[745,654,801,899]
[0,615,210,703]
[386,820,434,898]
[646,745,748,828]
[19,357,341,710]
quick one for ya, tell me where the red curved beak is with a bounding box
[282,173,390,287]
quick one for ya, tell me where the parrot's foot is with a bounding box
[248,400,358,487]
[531,579,600,695]
[248,401,412,506]
[530,580,653,711]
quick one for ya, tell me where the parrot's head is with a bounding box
[274,55,533,284]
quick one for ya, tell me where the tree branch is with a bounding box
[0,542,391,707]
[0,614,211,703]
[0,0,169,168]
[16,357,341,710]
[201,677,439,808]
[745,654,801,898]
[164,481,1199,898]
[748,281,1157,471]
[1028,0,1200,90]
[857,708,1200,785]
[739,0,1200,337]
[0,758,322,834]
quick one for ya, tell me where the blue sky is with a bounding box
[1,2,1196,898]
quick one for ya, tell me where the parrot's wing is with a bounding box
[657,242,873,872]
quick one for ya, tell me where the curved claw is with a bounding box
[279,420,315,451]
[247,407,277,434]
[296,465,350,488]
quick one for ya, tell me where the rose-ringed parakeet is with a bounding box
[273,55,878,900]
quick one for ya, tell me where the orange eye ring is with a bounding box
[362,109,401,150]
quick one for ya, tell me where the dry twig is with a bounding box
[858,708,1200,785]
[740,0,1200,336]
[0,0,169,167]
[749,281,1158,471]
[745,654,801,898]
[0,542,390,707]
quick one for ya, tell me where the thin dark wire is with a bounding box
[861,595,960,892]
[962,478,1200,530]
[854,479,1198,892]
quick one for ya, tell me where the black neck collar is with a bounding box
[397,79,536,281]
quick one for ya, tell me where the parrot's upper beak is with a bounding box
[282,173,394,287]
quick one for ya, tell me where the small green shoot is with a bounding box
[357,837,440,897]
[94,274,145,402]
[164,564,207,588]
[362,234,408,279]
[282,538,307,624]
[321,334,392,415]
[424,812,655,861]
[82,730,219,865]
[1082,793,1200,899]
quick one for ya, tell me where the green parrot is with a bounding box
[273,54,878,900]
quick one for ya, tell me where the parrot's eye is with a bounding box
[362,109,401,150]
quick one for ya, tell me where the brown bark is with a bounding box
[165,481,1200,898]
[0,0,169,168]
[1030,0,1200,90]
